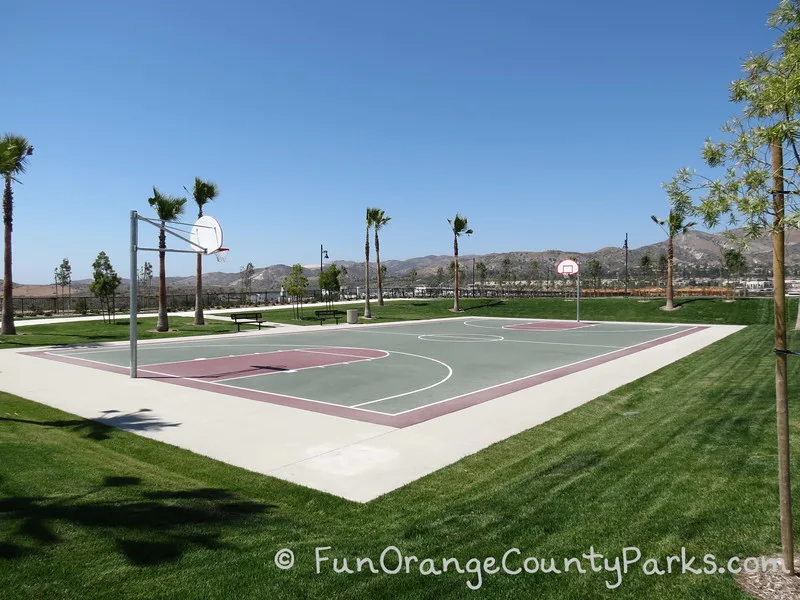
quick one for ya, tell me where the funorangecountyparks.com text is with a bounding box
[272,545,788,591]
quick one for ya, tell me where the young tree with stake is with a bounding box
[664,1,800,572]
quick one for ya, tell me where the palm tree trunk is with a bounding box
[771,141,794,575]
[1,177,16,335]
[364,226,372,318]
[453,237,460,312]
[666,237,674,310]
[157,225,169,332]
[375,230,384,306]
[194,253,204,325]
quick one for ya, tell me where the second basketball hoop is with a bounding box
[556,258,582,323]
[556,258,580,276]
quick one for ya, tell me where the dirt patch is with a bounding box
[736,556,800,599]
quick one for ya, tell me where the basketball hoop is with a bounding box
[556,259,579,276]
[213,248,229,262]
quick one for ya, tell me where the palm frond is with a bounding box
[448,213,473,236]
[0,134,33,178]
[366,207,382,227]
[373,208,391,231]
[191,177,219,209]
[148,186,187,221]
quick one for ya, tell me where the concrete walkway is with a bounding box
[12,297,410,328]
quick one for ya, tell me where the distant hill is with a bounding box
[8,228,800,296]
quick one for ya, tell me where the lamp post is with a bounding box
[320,244,328,275]
[320,244,328,301]
[472,258,476,298]
[623,233,629,297]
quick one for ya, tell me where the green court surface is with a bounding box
[35,317,705,427]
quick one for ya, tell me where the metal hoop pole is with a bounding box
[130,211,138,378]
[577,259,581,323]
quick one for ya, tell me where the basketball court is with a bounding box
[31,317,710,427]
[0,212,745,500]
[3,316,744,501]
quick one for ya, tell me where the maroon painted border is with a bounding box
[26,326,708,429]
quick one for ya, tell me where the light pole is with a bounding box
[320,244,328,275]
[624,233,629,297]
[320,244,328,301]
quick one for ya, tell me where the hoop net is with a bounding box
[213,248,229,262]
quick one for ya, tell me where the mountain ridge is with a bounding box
[9,228,800,296]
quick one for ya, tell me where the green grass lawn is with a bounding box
[0,316,241,350]
[2,297,786,350]
[228,296,796,328]
[1,299,800,598]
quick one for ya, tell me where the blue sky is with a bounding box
[6,0,778,283]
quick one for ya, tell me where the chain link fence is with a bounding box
[4,284,739,317]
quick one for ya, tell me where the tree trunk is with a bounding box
[1,178,15,334]
[157,225,169,332]
[195,206,205,325]
[771,141,794,575]
[666,237,674,310]
[453,236,460,312]
[194,252,204,325]
[375,230,384,306]
[364,226,372,318]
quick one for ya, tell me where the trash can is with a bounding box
[346,309,359,324]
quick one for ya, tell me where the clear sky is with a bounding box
[6,0,778,283]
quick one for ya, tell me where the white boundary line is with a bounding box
[351,326,621,349]
[42,351,130,369]
[417,334,504,343]
[119,343,450,413]
[205,351,391,383]
[501,322,599,331]
[501,339,623,349]
[298,348,387,360]
[387,325,704,416]
[172,348,452,414]
[463,318,686,334]
[349,351,453,408]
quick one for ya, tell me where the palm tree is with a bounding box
[448,213,473,312]
[185,177,219,325]
[373,209,391,306]
[651,210,696,310]
[363,208,382,317]
[148,187,187,332]
[0,134,34,335]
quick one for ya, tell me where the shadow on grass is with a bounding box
[540,451,603,476]
[0,409,180,441]
[673,298,719,308]
[0,475,275,565]
[462,300,504,311]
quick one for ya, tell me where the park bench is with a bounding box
[314,309,346,325]
[230,312,267,332]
